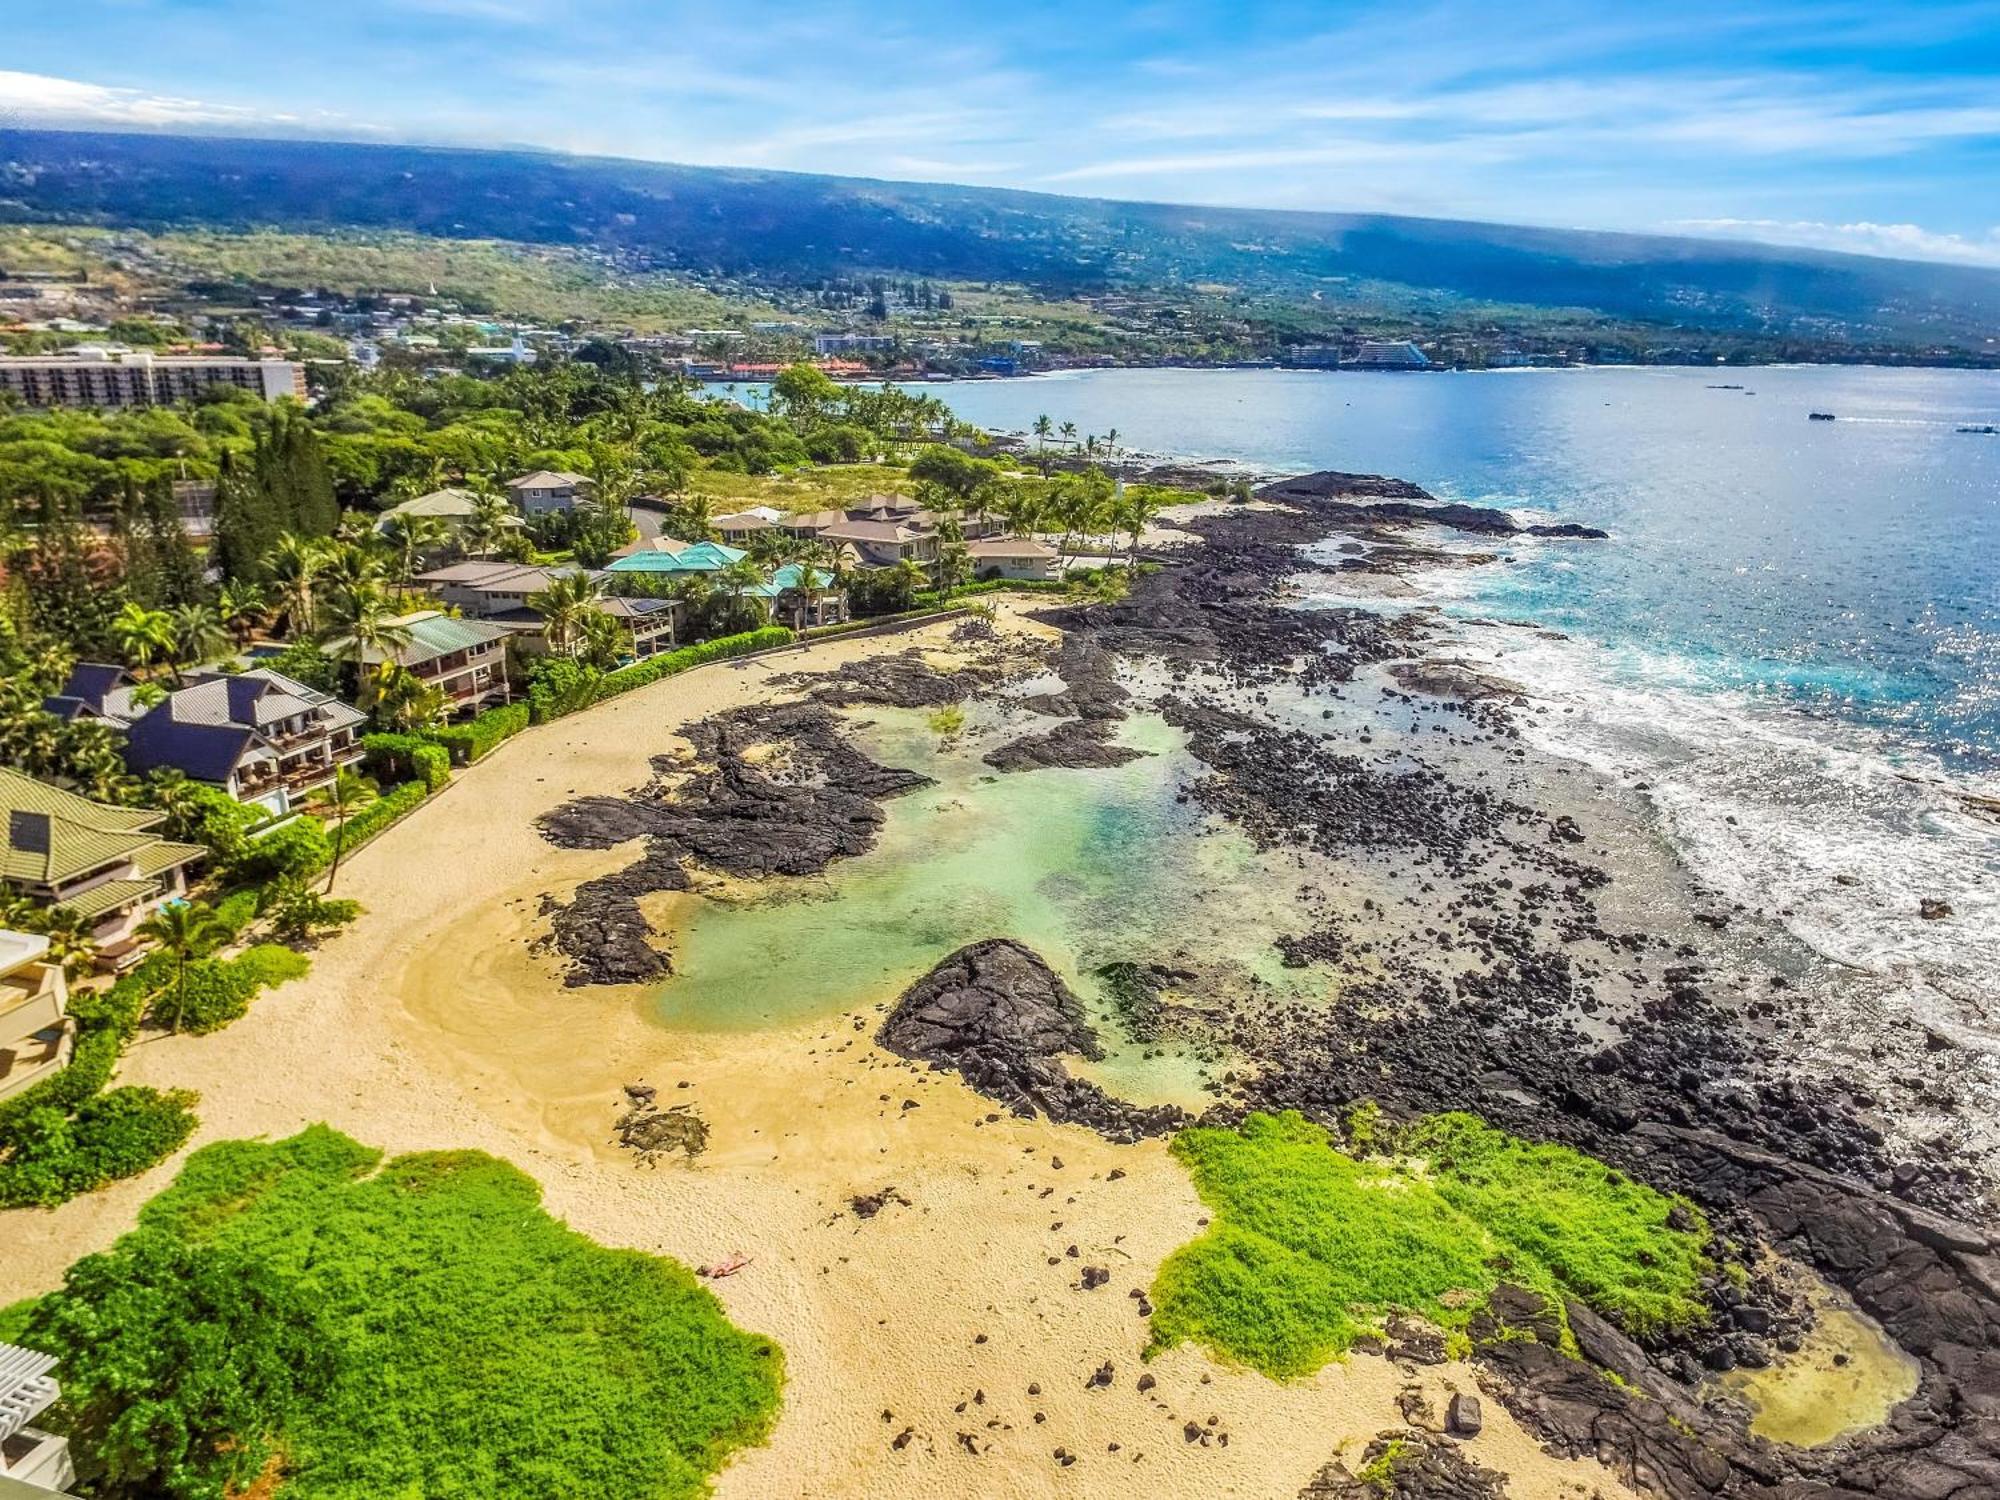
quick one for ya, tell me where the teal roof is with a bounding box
[605,541,747,574]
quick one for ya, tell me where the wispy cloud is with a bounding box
[3,0,1999,266]
[1676,218,2000,268]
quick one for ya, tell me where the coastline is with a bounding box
[6,471,1997,1496]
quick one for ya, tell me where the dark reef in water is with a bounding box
[1049,470,2000,1500]
[536,702,930,985]
[877,938,1185,1143]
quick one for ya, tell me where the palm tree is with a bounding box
[529,571,602,657]
[319,581,412,706]
[574,610,624,671]
[137,900,227,1033]
[1032,414,1053,453]
[37,906,101,982]
[1116,488,1163,572]
[217,580,267,647]
[669,494,717,543]
[463,493,515,559]
[145,768,203,839]
[111,602,175,681]
[321,766,378,893]
[167,603,229,679]
[791,537,838,627]
[369,665,445,733]
[1059,420,1078,450]
[716,557,769,620]
[264,534,331,638]
[381,512,450,597]
[319,540,385,602]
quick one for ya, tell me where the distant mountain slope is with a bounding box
[3,128,1997,346]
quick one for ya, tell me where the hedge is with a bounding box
[360,733,449,791]
[332,780,431,857]
[594,626,794,704]
[427,703,529,765]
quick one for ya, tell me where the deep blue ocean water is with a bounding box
[895,365,2000,1007]
[907,365,2000,771]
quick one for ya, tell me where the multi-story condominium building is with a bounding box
[0,348,306,408]
[0,768,204,972]
[0,930,71,1105]
[504,469,593,515]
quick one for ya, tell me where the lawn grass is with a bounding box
[1148,1110,1709,1379]
[36,1125,782,1499]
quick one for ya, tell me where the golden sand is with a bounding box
[3,602,1633,1500]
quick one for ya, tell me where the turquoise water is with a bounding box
[912,365,2000,769]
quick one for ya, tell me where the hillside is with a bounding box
[2,128,1998,351]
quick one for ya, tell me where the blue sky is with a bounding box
[4,0,1999,265]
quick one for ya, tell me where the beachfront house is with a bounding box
[968,536,1061,581]
[115,669,367,818]
[0,929,70,1105]
[365,613,513,715]
[505,470,593,515]
[0,768,205,973]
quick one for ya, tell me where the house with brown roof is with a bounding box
[414,562,681,661]
[968,536,1061,581]
[0,768,204,972]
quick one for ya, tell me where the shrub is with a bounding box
[0,1087,199,1209]
[234,817,333,883]
[427,702,528,764]
[360,732,448,790]
[257,640,339,693]
[331,779,428,852]
[265,880,361,944]
[145,945,310,1036]
[594,626,792,704]
[18,1127,785,1498]
[24,1231,331,1498]
[526,657,604,724]
[209,886,263,940]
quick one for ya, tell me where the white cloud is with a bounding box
[0,69,350,132]
[1675,217,2000,267]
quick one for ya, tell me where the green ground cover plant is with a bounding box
[18,1126,784,1500]
[1148,1110,1709,1379]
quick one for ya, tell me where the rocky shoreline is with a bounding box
[527,470,1999,1498]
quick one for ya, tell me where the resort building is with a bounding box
[0,768,204,973]
[816,517,940,571]
[0,349,305,409]
[1346,340,1431,369]
[0,930,70,1106]
[365,613,513,715]
[713,506,783,545]
[604,539,750,578]
[116,669,368,818]
[504,470,593,515]
[968,536,1062,581]
[0,1342,74,1494]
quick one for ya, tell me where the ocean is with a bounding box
[909,364,2000,1051]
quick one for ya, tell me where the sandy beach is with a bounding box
[3,599,1635,1500]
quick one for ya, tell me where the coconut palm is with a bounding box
[574,609,624,671]
[463,493,516,559]
[264,533,332,638]
[111,602,176,681]
[144,768,203,839]
[321,766,378,893]
[137,899,227,1033]
[167,603,229,678]
[37,906,101,982]
[369,666,446,734]
[319,581,412,705]
[1115,488,1163,571]
[380,511,450,596]
[529,571,603,657]
[217,580,267,646]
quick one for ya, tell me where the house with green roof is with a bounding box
[360,612,514,715]
[0,768,205,972]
